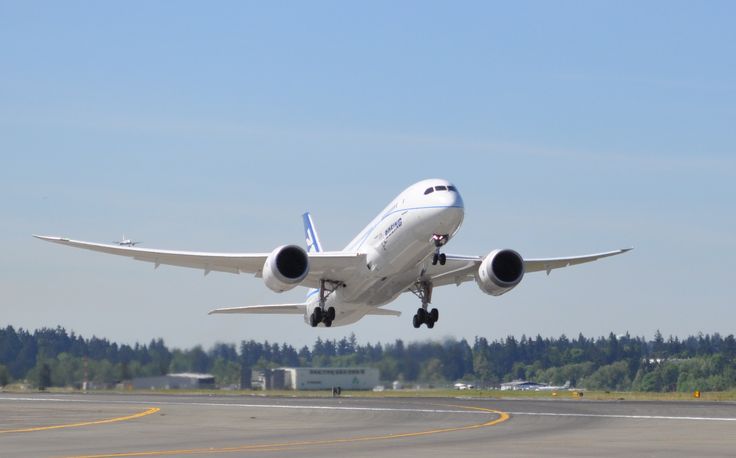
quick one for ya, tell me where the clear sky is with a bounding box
[1,1,734,349]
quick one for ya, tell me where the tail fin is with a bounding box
[302,212,323,253]
[303,212,323,301]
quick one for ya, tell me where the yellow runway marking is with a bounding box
[65,404,510,457]
[0,407,160,434]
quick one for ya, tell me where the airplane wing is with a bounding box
[209,304,306,315]
[423,248,632,287]
[33,235,366,289]
[523,249,633,274]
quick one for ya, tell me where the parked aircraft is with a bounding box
[35,179,630,329]
[536,381,572,391]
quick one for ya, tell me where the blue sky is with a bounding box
[2,2,734,349]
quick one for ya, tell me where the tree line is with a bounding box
[1,326,734,392]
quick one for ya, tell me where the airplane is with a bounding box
[114,235,141,247]
[34,178,631,329]
[535,381,572,391]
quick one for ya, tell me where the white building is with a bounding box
[273,367,380,390]
[131,373,215,390]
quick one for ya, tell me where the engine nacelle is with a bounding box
[475,249,525,296]
[262,245,309,293]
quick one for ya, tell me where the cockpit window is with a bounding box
[447,185,457,192]
[424,187,434,195]
[434,185,447,191]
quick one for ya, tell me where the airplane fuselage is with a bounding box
[305,179,464,326]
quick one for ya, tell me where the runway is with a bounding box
[1,392,735,457]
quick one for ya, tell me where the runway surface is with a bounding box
[1,392,735,457]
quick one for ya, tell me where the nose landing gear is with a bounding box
[431,234,449,265]
[410,280,438,329]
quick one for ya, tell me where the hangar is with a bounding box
[262,367,380,390]
[131,373,215,390]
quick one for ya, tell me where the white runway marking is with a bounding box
[2,396,736,422]
[506,411,736,422]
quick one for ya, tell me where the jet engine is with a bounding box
[475,249,525,296]
[262,245,309,293]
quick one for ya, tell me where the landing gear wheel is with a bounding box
[426,319,435,329]
[326,306,336,321]
[432,253,439,266]
[412,314,421,328]
[310,312,319,327]
[439,253,446,265]
[430,308,439,322]
[314,307,323,323]
[324,319,332,328]
[417,308,428,322]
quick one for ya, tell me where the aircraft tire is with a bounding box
[327,306,336,321]
[310,312,319,327]
[314,307,323,323]
[439,253,446,265]
[412,314,421,328]
[426,318,435,329]
[430,308,439,322]
[417,308,427,322]
[324,319,332,328]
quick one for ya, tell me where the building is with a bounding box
[260,367,380,391]
[131,373,215,390]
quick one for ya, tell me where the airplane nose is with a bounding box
[434,189,464,234]
[440,188,464,209]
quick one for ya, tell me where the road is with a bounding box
[1,392,735,457]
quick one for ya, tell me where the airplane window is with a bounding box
[448,185,457,192]
[424,187,434,195]
[435,185,447,191]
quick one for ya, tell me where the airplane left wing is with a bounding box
[422,248,632,287]
[33,235,365,288]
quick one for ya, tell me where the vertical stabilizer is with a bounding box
[302,212,323,253]
[302,212,322,302]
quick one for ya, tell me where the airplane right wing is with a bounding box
[33,235,366,288]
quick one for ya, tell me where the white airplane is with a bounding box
[536,381,572,391]
[35,179,630,329]
[114,235,141,247]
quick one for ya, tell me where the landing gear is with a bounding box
[413,307,438,328]
[432,252,447,266]
[310,280,341,328]
[431,234,449,265]
[323,306,336,327]
[410,281,439,329]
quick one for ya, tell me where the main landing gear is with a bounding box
[309,306,336,327]
[410,280,439,329]
[310,279,341,328]
[431,234,449,266]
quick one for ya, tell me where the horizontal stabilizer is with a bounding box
[364,307,401,317]
[208,304,307,315]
